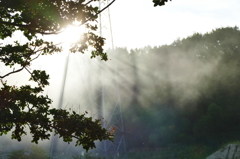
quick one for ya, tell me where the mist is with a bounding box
[1,26,240,158]
[50,27,240,158]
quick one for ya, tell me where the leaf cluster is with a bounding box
[152,0,172,7]
[0,0,114,150]
[0,79,112,150]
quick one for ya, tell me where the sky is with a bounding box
[4,0,240,49]
[107,0,240,49]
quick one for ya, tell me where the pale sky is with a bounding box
[107,0,240,49]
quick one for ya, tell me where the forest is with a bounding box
[1,26,240,158]
[105,26,240,158]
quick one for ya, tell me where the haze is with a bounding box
[1,0,240,159]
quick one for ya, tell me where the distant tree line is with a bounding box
[106,26,240,152]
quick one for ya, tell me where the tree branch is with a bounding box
[97,0,116,15]
[0,0,116,35]
[0,67,25,79]
[24,67,42,87]
[0,41,63,80]
[29,51,44,63]
[84,0,94,6]
[80,0,116,26]
[0,20,62,35]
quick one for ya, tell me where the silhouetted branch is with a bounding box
[24,67,42,87]
[84,0,94,6]
[0,0,116,35]
[80,0,116,26]
[0,21,61,35]
[97,0,116,14]
[0,67,25,79]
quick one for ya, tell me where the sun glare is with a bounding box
[60,25,85,49]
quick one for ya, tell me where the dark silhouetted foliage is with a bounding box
[0,0,115,151]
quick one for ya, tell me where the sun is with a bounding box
[60,25,85,49]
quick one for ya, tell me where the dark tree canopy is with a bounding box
[0,0,116,151]
[108,27,240,156]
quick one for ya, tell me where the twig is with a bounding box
[0,79,4,85]
[0,67,25,79]
[0,21,61,35]
[25,67,45,87]
[30,52,43,63]
[80,0,116,26]
[84,0,94,6]
[97,0,116,15]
